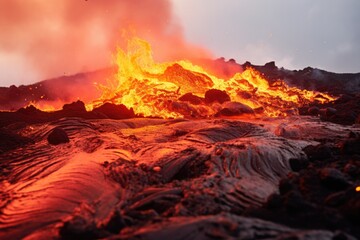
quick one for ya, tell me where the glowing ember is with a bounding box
[356,186,360,192]
[88,38,335,118]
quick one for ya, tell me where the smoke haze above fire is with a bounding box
[0,0,359,87]
[0,0,209,87]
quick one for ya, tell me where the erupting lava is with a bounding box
[87,38,335,118]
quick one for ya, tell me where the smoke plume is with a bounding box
[0,0,211,86]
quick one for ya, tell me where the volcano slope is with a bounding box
[1,106,360,239]
[1,58,360,239]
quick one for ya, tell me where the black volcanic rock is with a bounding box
[301,93,360,125]
[307,106,320,115]
[92,103,135,119]
[179,93,204,105]
[215,101,254,117]
[324,191,347,207]
[340,137,360,155]
[0,129,34,153]
[319,168,350,190]
[47,127,69,145]
[342,193,360,222]
[289,158,309,172]
[319,107,337,118]
[16,105,43,115]
[264,61,277,70]
[204,89,230,104]
[62,100,86,113]
[303,144,333,161]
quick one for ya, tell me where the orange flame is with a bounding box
[87,38,335,119]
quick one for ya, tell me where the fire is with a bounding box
[87,38,335,119]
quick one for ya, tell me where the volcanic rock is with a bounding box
[47,127,69,145]
[357,115,360,124]
[319,107,337,118]
[264,61,277,70]
[343,164,358,177]
[265,193,283,209]
[204,89,230,104]
[275,123,301,139]
[1,109,360,239]
[319,168,350,190]
[178,93,204,105]
[215,101,254,116]
[283,190,315,213]
[62,100,86,113]
[304,93,360,126]
[92,103,135,119]
[243,61,252,69]
[0,128,34,153]
[237,91,252,99]
[342,193,360,222]
[340,137,360,155]
[278,178,295,195]
[303,143,333,161]
[289,158,309,172]
[307,106,320,115]
[16,105,42,115]
[59,215,101,240]
[324,191,347,207]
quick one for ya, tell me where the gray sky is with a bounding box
[173,0,360,72]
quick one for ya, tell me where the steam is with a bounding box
[0,0,211,86]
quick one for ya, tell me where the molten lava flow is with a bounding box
[88,38,336,118]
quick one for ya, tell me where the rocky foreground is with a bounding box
[0,105,359,239]
[1,60,360,239]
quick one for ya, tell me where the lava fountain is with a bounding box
[1,37,360,240]
[87,38,335,119]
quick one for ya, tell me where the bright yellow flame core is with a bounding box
[88,38,336,118]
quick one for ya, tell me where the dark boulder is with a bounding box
[343,163,359,177]
[289,158,309,172]
[340,137,360,155]
[16,105,42,115]
[264,61,277,69]
[319,107,337,118]
[283,190,315,213]
[47,127,69,145]
[265,193,283,209]
[204,89,230,104]
[215,102,254,117]
[324,191,347,207]
[59,215,102,240]
[319,168,350,190]
[279,176,296,195]
[342,192,360,222]
[307,106,320,116]
[92,103,135,119]
[62,100,87,113]
[178,93,204,105]
[303,144,333,161]
[0,129,34,153]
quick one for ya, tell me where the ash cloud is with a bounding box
[0,0,211,87]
